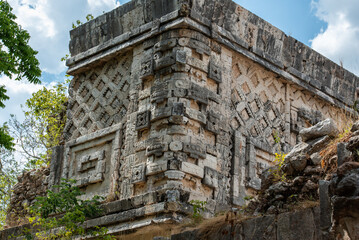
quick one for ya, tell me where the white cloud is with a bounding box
[7,0,120,74]
[0,76,57,123]
[87,0,119,11]
[14,0,56,38]
[311,0,359,75]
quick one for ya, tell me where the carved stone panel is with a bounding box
[64,52,133,141]
[140,58,153,79]
[231,57,286,148]
[63,124,122,199]
[76,150,106,187]
[203,166,219,188]
[131,164,146,184]
[208,61,222,83]
[135,110,151,131]
[183,143,206,159]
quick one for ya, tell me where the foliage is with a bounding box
[270,130,287,182]
[0,123,14,151]
[0,0,41,150]
[19,179,114,239]
[189,200,207,221]
[320,125,352,172]
[0,1,41,83]
[271,152,287,182]
[72,14,94,29]
[25,83,67,149]
[0,145,20,230]
[9,83,67,168]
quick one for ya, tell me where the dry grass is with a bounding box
[320,128,352,173]
[320,107,357,173]
[111,223,178,240]
[287,200,319,212]
[196,211,253,240]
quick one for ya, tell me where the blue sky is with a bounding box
[1,0,359,127]
[238,0,326,46]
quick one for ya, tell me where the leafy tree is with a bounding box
[0,134,20,230]
[10,83,67,167]
[0,83,67,229]
[0,0,41,150]
[23,179,114,239]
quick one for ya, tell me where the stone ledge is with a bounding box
[66,0,358,110]
[0,190,193,239]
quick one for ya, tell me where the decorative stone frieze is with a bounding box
[46,0,358,235]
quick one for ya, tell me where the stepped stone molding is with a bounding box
[46,0,358,235]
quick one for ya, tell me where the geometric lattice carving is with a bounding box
[231,59,286,147]
[64,52,133,140]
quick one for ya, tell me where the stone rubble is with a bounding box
[6,168,49,228]
[249,119,336,215]
[2,0,359,238]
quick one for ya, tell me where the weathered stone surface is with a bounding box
[284,143,309,173]
[242,214,277,240]
[6,168,50,227]
[346,134,359,152]
[203,167,219,188]
[350,120,359,132]
[277,208,318,240]
[329,168,359,240]
[319,180,332,234]
[6,0,357,236]
[310,152,322,166]
[299,118,339,142]
[337,142,351,167]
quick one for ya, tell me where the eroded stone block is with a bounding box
[183,143,206,159]
[135,110,151,131]
[208,61,222,83]
[131,164,146,184]
[203,167,219,188]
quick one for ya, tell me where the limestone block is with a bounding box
[167,125,187,135]
[205,112,220,134]
[152,107,172,121]
[299,118,339,142]
[181,162,204,178]
[140,58,153,78]
[154,39,176,53]
[184,108,206,124]
[165,170,185,180]
[131,164,146,184]
[350,120,359,132]
[183,143,206,159]
[146,160,168,176]
[337,142,351,167]
[175,50,187,64]
[277,208,318,240]
[203,167,219,188]
[319,180,332,232]
[188,84,209,105]
[169,141,183,152]
[208,61,222,83]
[172,102,184,116]
[146,142,166,157]
[151,81,169,103]
[135,110,151,131]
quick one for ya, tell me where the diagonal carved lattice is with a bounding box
[231,58,286,147]
[64,52,133,140]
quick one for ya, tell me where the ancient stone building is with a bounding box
[42,0,357,235]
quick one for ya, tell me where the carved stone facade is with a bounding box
[48,0,357,233]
